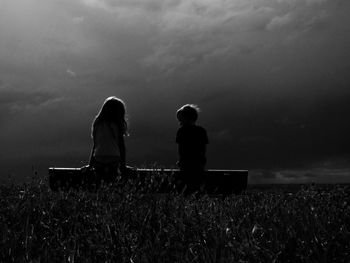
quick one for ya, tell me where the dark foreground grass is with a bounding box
[0,175,349,263]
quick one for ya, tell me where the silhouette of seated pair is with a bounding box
[87,97,208,194]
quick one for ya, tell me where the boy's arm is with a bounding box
[177,143,186,169]
[176,128,184,168]
[177,143,186,158]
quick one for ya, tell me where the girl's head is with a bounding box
[176,104,200,125]
[93,96,128,135]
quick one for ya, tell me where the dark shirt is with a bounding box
[176,124,209,171]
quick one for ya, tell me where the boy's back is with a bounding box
[176,124,208,171]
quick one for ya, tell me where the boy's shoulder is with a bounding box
[178,124,206,132]
[195,125,207,132]
[176,124,208,143]
[179,124,206,131]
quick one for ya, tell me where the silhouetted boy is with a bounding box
[176,104,209,194]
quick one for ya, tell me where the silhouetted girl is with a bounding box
[89,96,127,182]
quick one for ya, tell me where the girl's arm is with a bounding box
[88,142,95,166]
[89,128,96,166]
[119,133,126,171]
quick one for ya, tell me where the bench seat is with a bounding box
[48,167,248,195]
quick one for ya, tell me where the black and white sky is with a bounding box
[1,0,350,183]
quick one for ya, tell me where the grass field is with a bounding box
[0,174,349,263]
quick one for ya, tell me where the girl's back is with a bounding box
[93,122,121,158]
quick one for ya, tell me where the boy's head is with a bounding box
[177,104,200,125]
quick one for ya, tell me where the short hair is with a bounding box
[177,104,200,122]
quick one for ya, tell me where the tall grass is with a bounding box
[0,173,349,262]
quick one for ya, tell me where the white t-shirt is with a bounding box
[93,122,120,158]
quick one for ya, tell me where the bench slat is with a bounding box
[48,167,248,194]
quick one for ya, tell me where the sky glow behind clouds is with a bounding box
[1,0,349,183]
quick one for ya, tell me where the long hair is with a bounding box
[92,96,128,136]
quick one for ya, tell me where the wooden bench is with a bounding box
[48,167,248,195]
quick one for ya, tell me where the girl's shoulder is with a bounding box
[95,121,120,138]
[109,122,119,132]
[95,121,118,131]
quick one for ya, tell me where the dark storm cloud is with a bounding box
[249,157,350,184]
[1,0,350,182]
[0,85,57,109]
[248,170,278,184]
[274,167,350,184]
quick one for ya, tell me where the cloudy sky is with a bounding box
[1,0,350,183]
